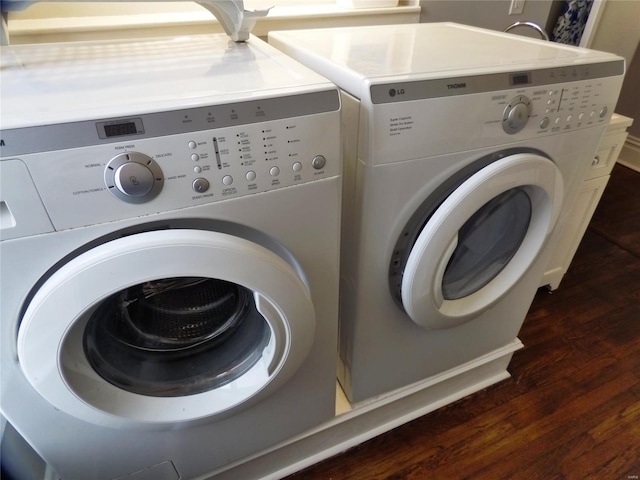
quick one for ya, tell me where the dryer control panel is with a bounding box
[1,89,341,231]
[364,60,625,165]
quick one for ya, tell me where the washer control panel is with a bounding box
[10,107,340,230]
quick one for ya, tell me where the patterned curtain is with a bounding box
[551,0,594,45]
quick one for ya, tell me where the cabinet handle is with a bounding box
[592,155,601,166]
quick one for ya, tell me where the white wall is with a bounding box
[589,0,640,138]
[419,0,556,39]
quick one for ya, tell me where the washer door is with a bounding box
[400,153,563,329]
[18,229,315,427]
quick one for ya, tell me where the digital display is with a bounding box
[104,122,138,138]
[96,118,144,139]
[511,73,531,86]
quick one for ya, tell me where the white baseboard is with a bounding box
[206,340,523,480]
[617,134,640,173]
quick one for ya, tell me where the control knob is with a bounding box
[502,95,532,134]
[105,152,164,203]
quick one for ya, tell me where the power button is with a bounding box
[312,155,326,170]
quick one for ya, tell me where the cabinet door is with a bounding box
[541,175,610,290]
[586,130,629,180]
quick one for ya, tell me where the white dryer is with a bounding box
[269,23,625,403]
[0,34,341,479]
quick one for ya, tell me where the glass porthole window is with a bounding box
[442,188,532,300]
[84,277,271,397]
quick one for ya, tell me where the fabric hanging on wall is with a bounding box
[551,0,594,45]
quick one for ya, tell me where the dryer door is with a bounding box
[18,229,315,428]
[400,153,563,329]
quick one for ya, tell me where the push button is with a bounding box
[312,155,326,170]
[192,178,210,193]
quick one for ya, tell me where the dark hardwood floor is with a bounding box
[288,164,640,480]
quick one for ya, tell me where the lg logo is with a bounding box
[388,88,405,97]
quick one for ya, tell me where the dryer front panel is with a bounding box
[391,151,563,329]
[17,229,315,428]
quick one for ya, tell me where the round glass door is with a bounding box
[400,153,563,329]
[84,277,270,397]
[442,187,532,300]
[18,229,315,428]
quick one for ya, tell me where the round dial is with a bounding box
[104,152,164,203]
[502,95,532,134]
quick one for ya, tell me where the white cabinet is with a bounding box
[541,113,634,290]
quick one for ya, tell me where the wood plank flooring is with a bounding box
[287,164,640,480]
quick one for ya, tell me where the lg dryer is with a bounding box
[0,34,341,479]
[269,23,625,403]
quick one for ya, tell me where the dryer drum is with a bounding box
[83,278,271,397]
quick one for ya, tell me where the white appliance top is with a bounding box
[0,34,335,129]
[269,23,624,100]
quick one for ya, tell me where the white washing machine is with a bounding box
[0,34,341,479]
[269,23,625,403]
